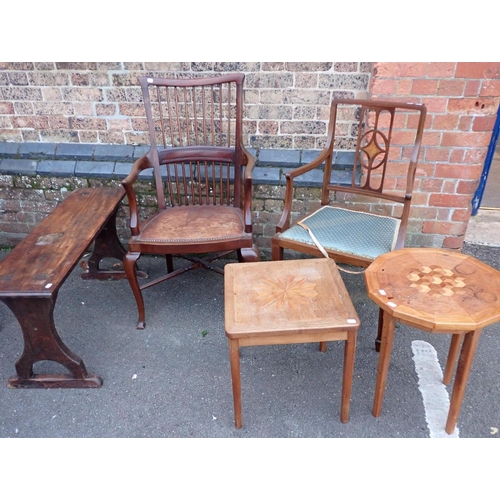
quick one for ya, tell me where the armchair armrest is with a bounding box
[276,148,332,233]
[242,145,255,233]
[121,155,152,236]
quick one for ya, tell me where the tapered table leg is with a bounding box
[372,310,396,417]
[341,330,357,423]
[228,339,243,429]
[443,333,465,385]
[4,296,102,388]
[445,329,482,434]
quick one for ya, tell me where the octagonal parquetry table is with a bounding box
[364,247,500,434]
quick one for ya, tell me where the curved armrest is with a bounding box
[242,146,255,232]
[121,155,152,236]
[276,147,331,233]
[242,145,255,180]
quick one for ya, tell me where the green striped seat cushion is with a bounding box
[276,205,401,261]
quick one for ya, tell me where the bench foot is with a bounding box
[2,296,102,389]
[8,374,103,389]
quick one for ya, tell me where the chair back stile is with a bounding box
[138,75,245,211]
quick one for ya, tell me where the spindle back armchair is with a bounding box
[122,73,259,329]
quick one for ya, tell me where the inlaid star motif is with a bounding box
[361,138,385,161]
[254,275,318,309]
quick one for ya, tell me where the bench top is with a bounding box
[0,187,125,298]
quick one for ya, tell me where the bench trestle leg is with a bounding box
[80,209,127,280]
[2,297,102,389]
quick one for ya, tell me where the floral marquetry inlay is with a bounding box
[254,275,318,309]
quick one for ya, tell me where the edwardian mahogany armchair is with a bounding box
[271,98,427,350]
[122,73,259,329]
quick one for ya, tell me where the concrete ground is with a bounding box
[0,236,499,440]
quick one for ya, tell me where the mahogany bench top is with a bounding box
[0,187,125,298]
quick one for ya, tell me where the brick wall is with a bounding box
[0,62,372,148]
[370,62,500,249]
[1,62,500,256]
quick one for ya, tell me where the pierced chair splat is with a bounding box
[122,73,259,329]
[271,98,427,350]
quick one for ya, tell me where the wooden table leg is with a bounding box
[228,339,243,428]
[375,307,383,352]
[340,330,357,423]
[372,310,396,417]
[445,329,482,434]
[3,296,102,389]
[443,333,465,385]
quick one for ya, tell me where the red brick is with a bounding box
[433,114,459,130]
[450,149,465,163]
[457,180,479,194]
[400,145,420,162]
[443,235,465,249]
[407,113,432,130]
[441,131,492,148]
[415,163,435,177]
[480,80,500,97]
[435,163,482,179]
[421,131,441,146]
[464,149,487,164]
[428,63,456,78]
[473,116,496,131]
[419,177,444,192]
[374,62,429,77]
[429,193,471,208]
[390,130,419,145]
[424,147,451,162]
[456,62,500,79]
[370,79,397,95]
[386,163,410,176]
[437,208,452,220]
[423,221,467,235]
[443,180,458,193]
[410,206,439,219]
[452,208,472,221]
[396,79,412,95]
[464,80,481,96]
[421,97,448,113]
[447,97,499,114]
[411,192,430,206]
[437,79,465,96]
[412,79,439,95]
[458,116,473,131]
[388,147,403,161]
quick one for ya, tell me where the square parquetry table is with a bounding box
[224,258,360,429]
[365,247,500,434]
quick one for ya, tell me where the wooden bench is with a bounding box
[0,187,128,388]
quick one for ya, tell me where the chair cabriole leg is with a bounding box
[124,252,146,329]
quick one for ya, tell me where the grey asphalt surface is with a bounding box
[0,242,499,439]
